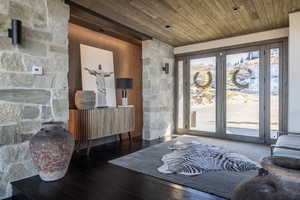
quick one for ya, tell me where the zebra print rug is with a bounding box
[158,141,260,176]
[110,136,268,199]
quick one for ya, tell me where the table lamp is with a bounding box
[116,78,133,106]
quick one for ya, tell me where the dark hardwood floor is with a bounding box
[11,137,224,200]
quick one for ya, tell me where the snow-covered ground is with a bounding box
[190,94,278,138]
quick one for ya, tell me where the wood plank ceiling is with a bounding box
[73,0,300,46]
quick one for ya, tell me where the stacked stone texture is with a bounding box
[142,39,175,140]
[0,0,69,198]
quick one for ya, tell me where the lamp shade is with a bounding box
[116,78,133,89]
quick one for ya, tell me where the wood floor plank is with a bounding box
[12,137,224,200]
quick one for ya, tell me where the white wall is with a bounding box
[288,12,300,133]
[174,28,289,54]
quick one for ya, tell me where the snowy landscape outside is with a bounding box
[190,49,279,139]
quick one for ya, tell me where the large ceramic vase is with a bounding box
[75,90,96,110]
[29,122,75,182]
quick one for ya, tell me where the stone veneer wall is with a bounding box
[0,0,69,198]
[142,39,175,140]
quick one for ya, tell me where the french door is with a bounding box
[176,40,288,144]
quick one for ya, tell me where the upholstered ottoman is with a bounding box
[271,134,300,169]
[232,173,300,200]
[233,134,300,200]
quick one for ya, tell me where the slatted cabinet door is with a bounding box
[69,107,135,141]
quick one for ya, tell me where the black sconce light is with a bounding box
[162,63,170,74]
[8,19,22,45]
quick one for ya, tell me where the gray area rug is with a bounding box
[109,135,269,199]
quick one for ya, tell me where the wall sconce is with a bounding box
[162,63,170,74]
[8,19,22,45]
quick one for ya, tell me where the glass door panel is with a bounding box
[190,57,216,132]
[180,41,287,144]
[177,60,184,129]
[270,48,280,139]
[226,51,260,137]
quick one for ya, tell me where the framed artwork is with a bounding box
[80,44,116,107]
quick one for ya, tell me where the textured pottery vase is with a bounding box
[75,90,96,110]
[30,122,75,182]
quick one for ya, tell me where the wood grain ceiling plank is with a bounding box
[264,0,277,29]
[290,0,299,12]
[275,0,287,28]
[74,0,181,45]
[164,0,221,41]
[283,0,290,26]
[271,0,281,28]
[260,0,274,29]
[280,0,287,27]
[219,0,247,34]
[158,0,208,41]
[194,1,228,37]
[174,0,221,39]
[231,0,257,33]
[241,0,262,31]
[296,0,300,10]
[205,0,251,38]
[277,0,288,27]
[72,0,297,46]
[103,0,187,44]
[129,0,199,42]
[284,0,293,23]
[102,0,174,38]
[203,0,236,36]
[251,0,273,30]
[159,0,214,42]
[191,0,226,37]
[146,0,207,42]
[196,0,254,41]
[244,0,260,21]
[212,0,240,34]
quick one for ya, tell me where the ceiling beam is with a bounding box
[65,0,152,45]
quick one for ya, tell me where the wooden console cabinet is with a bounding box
[69,106,135,155]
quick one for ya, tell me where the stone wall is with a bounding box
[0,0,69,198]
[142,39,175,140]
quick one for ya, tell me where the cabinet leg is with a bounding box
[128,132,132,142]
[87,140,91,156]
[75,141,80,153]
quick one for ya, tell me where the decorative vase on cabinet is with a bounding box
[75,90,96,110]
[29,122,75,182]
